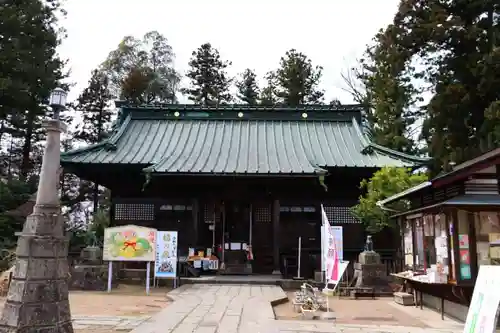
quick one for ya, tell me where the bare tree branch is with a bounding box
[340,65,367,105]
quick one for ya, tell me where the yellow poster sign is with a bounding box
[103,225,157,261]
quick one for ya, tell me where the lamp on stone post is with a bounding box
[0,88,74,333]
[49,87,66,120]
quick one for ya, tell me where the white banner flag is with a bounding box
[321,204,348,286]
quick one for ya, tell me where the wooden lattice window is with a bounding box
[254,205,271,223]
[114,203,155,221]
[280,206,316,213]
[159,204,192,211]
[203,204,220,224]
[324,206,360,224]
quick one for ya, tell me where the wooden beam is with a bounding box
[272,199,281,275]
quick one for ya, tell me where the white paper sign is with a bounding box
[328,261,349,284]
[154,231,178,278]
[463,265,500,333]
[321,225,343,270]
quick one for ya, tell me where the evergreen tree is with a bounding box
[0,0,66,179]
[74,69,114,144]
[183,43,233,106]
[259,72,278,106]
[368,0,500,172]
[329,99,342,106]
[102,31,180,104]
[272,49,324,106]
[0,179,33,250]
[235,69,259,105]
[354,28,423,155]
[72,69,114,214]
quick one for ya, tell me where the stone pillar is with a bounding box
[272,199,281,275]
[0,120,73,333]
[35,120,65,211]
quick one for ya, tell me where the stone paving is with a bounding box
[100,284,464,333]
[72,315,150,330]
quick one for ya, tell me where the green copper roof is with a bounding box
[61,104,429,175]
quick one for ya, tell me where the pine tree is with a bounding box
[74,69,114,144]
[0,0,66,179]
[235,69,259,105]
[72,69,114,213]
[367,0,500,172]
[183,43,233,106]
[353,27,423,155]
[260,72,278,106]
[272,49,324,106]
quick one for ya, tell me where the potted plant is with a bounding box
[300,297,318,319]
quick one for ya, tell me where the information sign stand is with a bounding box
[103,225,157,295]
[154,231,178,288]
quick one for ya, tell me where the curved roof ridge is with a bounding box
[115,101,366,112]
[61,115,428,173]
[61,113,132,158]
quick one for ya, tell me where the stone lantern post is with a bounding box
[0,88,74,332]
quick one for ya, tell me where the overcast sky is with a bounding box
[58,0,401,104]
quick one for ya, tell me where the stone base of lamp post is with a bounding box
[0,115,73,333]
[0,206,73,333]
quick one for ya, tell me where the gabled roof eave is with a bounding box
[60,113,132,162]
[350,118,431,166]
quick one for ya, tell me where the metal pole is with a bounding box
[146,262,150,295]
[221,202,225,266]
[107,261,112,292]
[295,237,302,279]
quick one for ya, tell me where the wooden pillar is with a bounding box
[496,164,500,193]
[411,219,416,271]
[192,199,199,246]
[399,217,404,271]
[272,199,281,275]
[451,209,460,282]
[445,209,460,282]
[468,212,478,282]
[109,192,115,225]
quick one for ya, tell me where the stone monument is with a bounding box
[0,89,74,332]
[69,235,117,291]
[353,236,392,294]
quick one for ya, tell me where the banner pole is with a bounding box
[326,285,330,311]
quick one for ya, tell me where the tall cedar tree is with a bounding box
[0,0,66,179]
[102,31,180,104]
[74,69,114,144]
[272,49,324,106]
[355,28,423,155]
[73,69,114,213]
[260,72,278,106]
[374,0,500,172]
[235,69,259,105]
[183,43,233,106]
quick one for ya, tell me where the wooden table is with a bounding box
[390,273,448,319]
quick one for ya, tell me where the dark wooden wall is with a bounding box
[97,166,400,277]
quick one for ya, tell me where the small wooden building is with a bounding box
[61,103,427,277]
[379,148,500,321]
